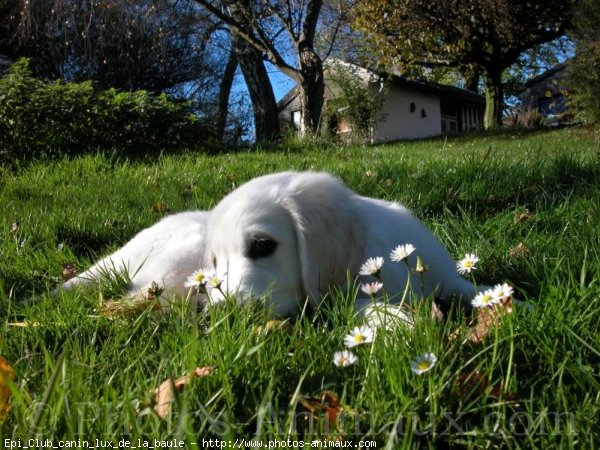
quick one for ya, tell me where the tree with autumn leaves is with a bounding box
[353,0,576,129]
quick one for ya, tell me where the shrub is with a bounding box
[503,106,543,129]
[0,59,212,162]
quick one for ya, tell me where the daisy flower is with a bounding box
[390,243,416,262]
[184,267,215,289]
[333,350,358,367]
[359,256,384,277]
[410,352,437,375]
[456,253,480,275]
[361,282,383,296]
[471,289,498,308]
[492,283,514,302]
[344,325,375,348]
[205,272,225,290]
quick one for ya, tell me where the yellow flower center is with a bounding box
[194,273,205,283]
[482,294,493,304]
[417,360,431,370]
[354,334,366,343]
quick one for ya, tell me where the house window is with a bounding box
[441,101,458,134]
[291,110,302,130]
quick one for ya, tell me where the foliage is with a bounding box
[353,0,575,129]
[323,62,388,143]
[0,1,220,95]
[0,59,211,162]
[1,128,600,446]
[569,0,600,123]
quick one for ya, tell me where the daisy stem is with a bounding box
[470,272,478,294]
[400,260,412,306]
[358,333,377,404]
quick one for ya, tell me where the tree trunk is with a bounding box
[215,48,238,143]
[298,46,325,135]
[233,34,280,143]
[296,0,324,135]
[483,70,504,129]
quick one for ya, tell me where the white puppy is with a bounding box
[205,171,482,316]
[61,171,483,318]
[61,211,209,299]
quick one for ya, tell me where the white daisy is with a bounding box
[333,350,358,367]
[344,325,375,348]
[456,253,480,275]
[361,282,383,296]
[359,256,384,277]
[410,352,437,375]
[184,267,215,289]
[390,243,416,262]
[492,283,514,302]
[471,289,498,308]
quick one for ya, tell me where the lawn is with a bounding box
[1,127,599,448]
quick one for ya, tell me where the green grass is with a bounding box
[1,127,600,448]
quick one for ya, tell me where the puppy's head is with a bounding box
[205,172,366,316]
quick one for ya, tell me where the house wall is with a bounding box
[278,95,303,131]
[520,66,569,115]
[374,86,441,142]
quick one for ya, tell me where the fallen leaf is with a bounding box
[99,297,162,318]
[469,298,514,344]
[297,391,343,431]
[509,242,530,258]
[152,201,170,215]
[61,263,78,280]
[10,222,19,234]
[0,357,15,422]
[153,367,215,419]
[514,209,533,223]
[431,302,444,322]
[450,298,514,344]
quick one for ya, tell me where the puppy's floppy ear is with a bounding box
[280,172,367,306]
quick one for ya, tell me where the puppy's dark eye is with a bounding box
[248,237,278,260]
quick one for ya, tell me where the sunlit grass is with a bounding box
[1,127,599,448]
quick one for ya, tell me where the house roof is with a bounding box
[384,72,485,104]
[519,62,569,93]
[277,63,485,111]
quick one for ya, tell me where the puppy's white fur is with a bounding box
[63,172,482,316]
[62,211,209,298]
[205,172,481,316]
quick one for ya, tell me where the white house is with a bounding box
[278,61,485,142]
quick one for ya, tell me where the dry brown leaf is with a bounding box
[0,357,15,422]
[449,298,514,344]
[99,298,162,318]
[61,263,78,281]
[297,391,343,431]
[10,222,19,234]
[469,298,514,344]
[454,370,507,398]
[431,302,445,322]
[152,201,170,215]
[153,366,215,419]
[509,242,530,258]
[514,209,533,223]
